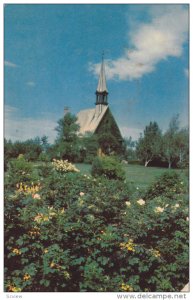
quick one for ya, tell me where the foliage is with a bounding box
[124,137,137,161]
[4,137,49,169]
[91,156,126,180]
[4,158,189,292]
[136,122,162,167]
[55,112,80,143]
[162,115,189,169]
[175,129,189,168]
[80,133,99,163]
[54,112,82,162]
[5,155,39,190]
[144,171,188,201]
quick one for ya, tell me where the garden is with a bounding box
[4,155,189,292]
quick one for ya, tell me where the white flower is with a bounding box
[33,193,41,199]
[175,203,180,208]
[125,201,131,207]
[137,199,145,206]
[154,206,165,213]
[79,192,85,196]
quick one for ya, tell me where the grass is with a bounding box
[76,162,188,189]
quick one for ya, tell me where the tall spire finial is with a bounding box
[95,54,108,107]
[96,53,108,93]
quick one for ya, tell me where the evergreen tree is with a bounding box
[54,113,80,161]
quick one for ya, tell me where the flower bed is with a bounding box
[4,159,189,292]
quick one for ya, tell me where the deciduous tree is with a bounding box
[136,122,162,167]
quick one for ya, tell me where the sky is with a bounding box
[4,4,189,143]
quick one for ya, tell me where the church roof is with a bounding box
[77,105,108,135]
[96,58,108,93]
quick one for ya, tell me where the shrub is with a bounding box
[5,155,39,190]
[91,156,125,180]
[144,171,188,201]
[4,161,189,292]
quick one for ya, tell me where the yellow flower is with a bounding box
[8,285,22,292]
[121,283,133,292]
[63,271,70,279]
[28,228,40,236]
[120,239,136,252]
[12,248,21,255]
[23,273,31,281]
[50,262,55,268]
[137,199,145,205]
[150,249,161,258]
[154,206,164,213]
[60,208,65,214]
[44,248,48,253]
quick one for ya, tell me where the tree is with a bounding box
[124,137,137,161]
[80,132,99,163]
[41,135,50,152]
[136,122,162,167]
[175,128,189,167]
[54,113,80,161]
[162,115,189,168]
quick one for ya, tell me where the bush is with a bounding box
[5,155,39,190]
[4,161,189,292]
[91,156,125,180]
[144,171,188,201]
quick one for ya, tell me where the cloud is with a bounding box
[4,60,18,68]
[4,105,57,143]
[26,81,36,87]
[184,68,189,78]
[90,5,188,80]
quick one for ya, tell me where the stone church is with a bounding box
[76,58,123,154]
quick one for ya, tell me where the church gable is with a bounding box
[95,107,123,143]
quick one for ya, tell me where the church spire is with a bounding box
[95,54,108,106]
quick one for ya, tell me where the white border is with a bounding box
[1,1,192,299]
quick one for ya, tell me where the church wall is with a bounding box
[95,108,123,144]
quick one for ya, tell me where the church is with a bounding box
[76,58,123,155]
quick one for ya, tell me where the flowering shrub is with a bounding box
[52,158,80,173]
[4,162,188,292]
[5,155,39,190]
[144,171,188,201]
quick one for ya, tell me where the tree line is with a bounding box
[4,113,188,170]
[128,115,188,169]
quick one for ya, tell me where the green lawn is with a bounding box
[76,163,188,190]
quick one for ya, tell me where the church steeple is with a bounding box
[95,54,108,106]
